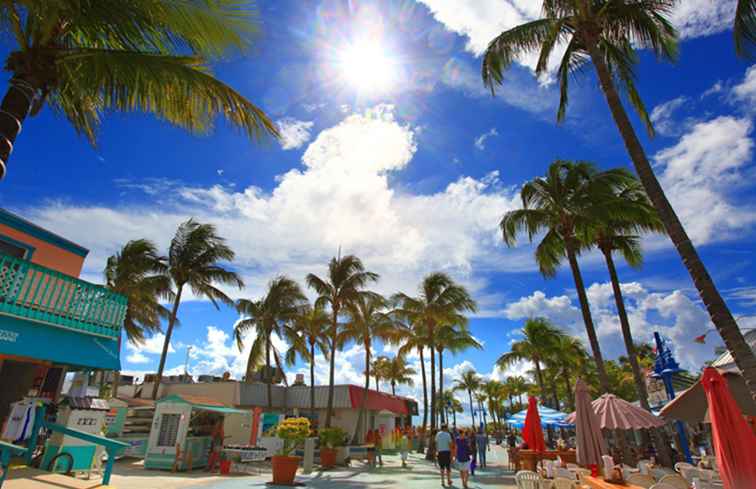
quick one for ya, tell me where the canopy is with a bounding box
[157,394,249,415]
[659,369,756,424]
[701,367,756,489]
[522,396,546,452]
[348,386,409,415]
[573,379,607,467]
[505,403,574,429]
[566,393,665,430]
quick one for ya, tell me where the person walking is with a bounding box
[455,430,472,489]
[467,430,477,476]
[374,428,384,466]
[399,430,410,468]
[435,425,453,487]
[475,428,488,468]
[366,429,377,468]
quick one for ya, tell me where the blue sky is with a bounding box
[1,1,755,413]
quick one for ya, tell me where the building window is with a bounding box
[0,236,33,259]
[156,413,181,447]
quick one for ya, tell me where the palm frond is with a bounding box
[735,0,756,57]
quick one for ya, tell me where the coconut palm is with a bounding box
[734,0,755,56]
[497,317,563,403]
[0,1,278,179]
[393,273,477,434]
[384,355,416,396]
[292,304,330,415]
[500,161,632,392]
[454,370,481,428]
[506,376,530,409]
[439,391,464,427]
[152,219,243,400]
[436,324,482,425]
[306,254,378,428]
[544,334,589,411]
[370,356,390,393]
[234,276,307,408]
[584,176,665,410]
[482,1,756,399]
[396,319,431,435]
[337,292,394,443]
[481,380,507,429]
[104,239,172,396]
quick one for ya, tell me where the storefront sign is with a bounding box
[0,329,18,342]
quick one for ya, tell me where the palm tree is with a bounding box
[734,0,755,56]
[436,324,482,425]
[506,376,529,409]
[482,1,756,400]
[545,334,589,411]
[454,370,481,428]
[384,355,416,396]
[500,161,631,392]
[439,391,464,427]
[0,1,278,179]
[498,317,563,403]
[585,176,665,410]
[152,219,243,400]
[306,254,378,428]
[396,320,431,436]
[370,356,390,392]
[292,304,330,415]
[393,273,477,434]
[234,276,307,408]
[481,380,506,429]
[337,292,394,443]
[104,239,172,396]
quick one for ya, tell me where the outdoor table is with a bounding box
[581,475,646,489]
[517,449,577,471]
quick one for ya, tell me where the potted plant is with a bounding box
[271,417,310,485]
[318,427,346,469]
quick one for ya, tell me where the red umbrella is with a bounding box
[523,396,546,452]
[701,367,756,489]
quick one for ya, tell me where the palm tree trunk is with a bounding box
[562,370,574,411]
[586,46,756,401]
[565,244,611,392]
[468,389,476,428]
[152,285,183,400]
[419,346,428,452]
[309,340,316,416]
[375,372,380,392]
[427,341,437,460]
[266,338,272,409]
[391,381,395,396]
[533,359,546,401]
[113,335,123,398]
[325,307,338,428]
[549,379,560,411]
[352,342,371,444]
[438,347,445,425]
[602,248,651,410]
[0,76,37,179]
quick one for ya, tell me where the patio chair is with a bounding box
[566,463,579,470]
[649,484,678,489]
[627,473,657,488]
[556,467,576,480]
[553,477,576,489]
[658,474,690,489]
[638,460,652,475]
[572,468,591,480]
[515,470,542,489]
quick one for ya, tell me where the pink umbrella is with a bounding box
[566,393,665,430]
[701,367,756,489]
[523,396,546,452]
[573,379,608,467]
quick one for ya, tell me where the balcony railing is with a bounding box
[0,252,126,339]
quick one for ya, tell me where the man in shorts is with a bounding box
[435,425,454,486]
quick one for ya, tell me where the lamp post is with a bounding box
[652,332,692,463]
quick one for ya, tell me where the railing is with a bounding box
[0,252,126,339]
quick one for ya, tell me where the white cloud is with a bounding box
[125,333,174,358]
[732,65,756,108]
[650,96,688,136]
[504,290,581,325]
[655,116,756,244]
[474,127,499,150]
[669,0,736,39]
[126,351,150,364]
[277,118,315,150]
[20,106,525,311]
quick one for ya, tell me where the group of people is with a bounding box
[434,425,490,489]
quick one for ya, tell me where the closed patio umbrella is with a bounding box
[566,393,666,430]
[523,396,546,452]
[573,378,607,467]
[701,367,756,489]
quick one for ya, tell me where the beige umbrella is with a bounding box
[573,378,608,467]
[660,369,756,424]
[567,393,666,430]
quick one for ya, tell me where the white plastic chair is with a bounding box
[649,484,678,489]
[658,474,690,489]
[553,477,576,489]
[627,473,657,488]
[675,462,695,473]
[556,467,576,480]
[515,470,542,489]
[638,460,652,475]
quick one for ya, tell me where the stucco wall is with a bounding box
[0,223,85,277]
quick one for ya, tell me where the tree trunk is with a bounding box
[550,379,560,411]
[452,408,457,427]
[0,76,37,179]
[565,244,611,392]
[602,248,651,410]
[562,370,574,411]
[310,340,316,417]
[427,339,437,461]
[352,341,371,444]
[419,347,428,452]
[587,45,756,401]
[375,372,380,392]
[438,347,445,425]
[533,359,546,401]
[113,335,123,398]
[468,389,476,428]
[152,285,183,400]
[325,306,338,428]
[266,337,272,409]
[391,381,396,396]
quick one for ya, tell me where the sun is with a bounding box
[337,39,398,94]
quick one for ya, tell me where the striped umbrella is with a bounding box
[505,404,574,428]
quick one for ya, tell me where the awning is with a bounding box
[348,386,409,415]
[659,369,756,423]
[157,394,249,415]
[0,314,120,370]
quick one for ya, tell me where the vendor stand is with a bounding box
[144,394,250,471]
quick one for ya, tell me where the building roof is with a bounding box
[711,329,756,371]
[0,208,89,257]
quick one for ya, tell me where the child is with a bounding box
[399,431,410,468]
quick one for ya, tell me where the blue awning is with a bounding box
[0,314,120,370]
[505,404,574,429]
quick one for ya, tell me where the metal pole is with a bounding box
[653,332,692,464]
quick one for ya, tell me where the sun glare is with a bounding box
[337,39,397,94]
